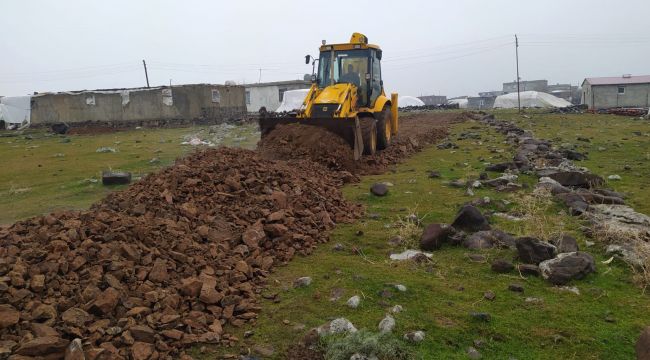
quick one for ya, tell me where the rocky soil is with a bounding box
[0,112,460,359]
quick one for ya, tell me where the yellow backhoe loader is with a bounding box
[259,33,398,159]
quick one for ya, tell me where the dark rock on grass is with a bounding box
[470,312,491,322]
[554,193,590,215]
[452,205,490,233]
[561,149,588,161]
[575,189,625,205]
[577,136,590,142]
[508,283,524,293]
[518,264,540,277]
[547,171,604,188]
[102,171,132,186]
[437,141,459,149]
[428,170,441,178]
[485,162,515,172]
[370,183,389,196]
[51,123,70,135]
[479,172,488,180]
[594,188,626,199]
[539,252,596,285]
[491,259,514,273]
[464,229,515,250]
[516,237,557,264]
[483,291,496,301]
[420,223,452,251]
[551,234,579,253]
[636,326,650,360]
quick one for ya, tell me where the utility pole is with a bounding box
[515,34,521,113]
[258,68,262,83]
[142,60,150,88]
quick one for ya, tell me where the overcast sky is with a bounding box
[2,0,650,97]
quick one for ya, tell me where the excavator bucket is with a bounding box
[259,115,364,160]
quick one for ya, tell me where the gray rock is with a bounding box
[547,171,604,188]
[467,346,482,359]
[470,312,491,322]
[491,259,514,273]
[404,331,425,343]
[508,283,524,293]
[452,205,491,233]
[464,229,515,250]
[378,314,395,333]
[606,244,644,268]
[370,183,389,196]
[346,295,360,309]
[317,318,357,336]
[518,264,540,277]
[294,277,312,288]
[420,223,452,250]
[516,237,557,264]
[551,234,579,253]
[539,252,596,285]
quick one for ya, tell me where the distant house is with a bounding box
[418,95,447,106]
[244,79,311,112]
[581,75,650,109]
[503,80,548,93]
[467,96,496,110]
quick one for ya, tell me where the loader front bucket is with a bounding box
[259,116,364,160]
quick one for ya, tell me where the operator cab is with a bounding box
[315,35,383,107]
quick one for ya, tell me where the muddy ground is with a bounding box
[0,111,468,359]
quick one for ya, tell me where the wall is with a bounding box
[30,84,246,126]
[503,80,548,93]
[467,96,496,109]
[245,81,311,112]
[418,95,447,106]
[584,84,650,109]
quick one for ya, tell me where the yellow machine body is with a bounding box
[259,33,399,159]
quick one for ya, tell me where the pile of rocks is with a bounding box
[479,114,650,268]
[0,147,362,359]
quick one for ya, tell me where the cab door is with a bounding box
[369,49,382,106]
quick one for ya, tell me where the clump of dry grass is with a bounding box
[390,206,428,249]
[510,188,564,240]
[591,221,650,291]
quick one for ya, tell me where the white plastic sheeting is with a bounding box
[448,98,468,109]
[0,96,31,125]
[493,91,571,108]
[276,89,309,112]
[398,96,425,108]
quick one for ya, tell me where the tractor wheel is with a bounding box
[360,117,377,155]
[376,105,392,150]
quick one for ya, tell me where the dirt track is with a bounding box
[0,111,470,359]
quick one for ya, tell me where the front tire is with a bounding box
[376,105,392,150]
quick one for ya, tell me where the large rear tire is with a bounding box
[376,105,392,150]
[360,117,377,155]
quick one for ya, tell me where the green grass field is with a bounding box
[197,111,650,359]
[1,112,649,359]
[0,123,259,224]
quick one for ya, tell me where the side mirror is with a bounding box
[305,55,311,64]
[311,74,317,82]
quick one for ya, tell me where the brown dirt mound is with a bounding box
[0,147,362,359]
[258,112,468,176]
[257,123,358,174]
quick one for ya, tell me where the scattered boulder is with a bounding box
[370,183,389,196]
[102,171,132,186]
[518,264,540,277]
[547,171,604,188]
[539,252,596,285]
[467,346,482,359]
[316,318,357,336]
[451,205,491,232]
[294,277,312,288]
[551,234,579,253]
[483,291,496,301]
[51,122,70,135]
[516,237,557,264]
[404,331,425,343]
[420,223,452,250]
[346,295,360,309]
[470,312,491,322]
[428,170,441,178]
[508,283,524,293]
[464,229,515,249]
[485,162,515,172]
[491,259,514,273]
[378,314,395,334]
